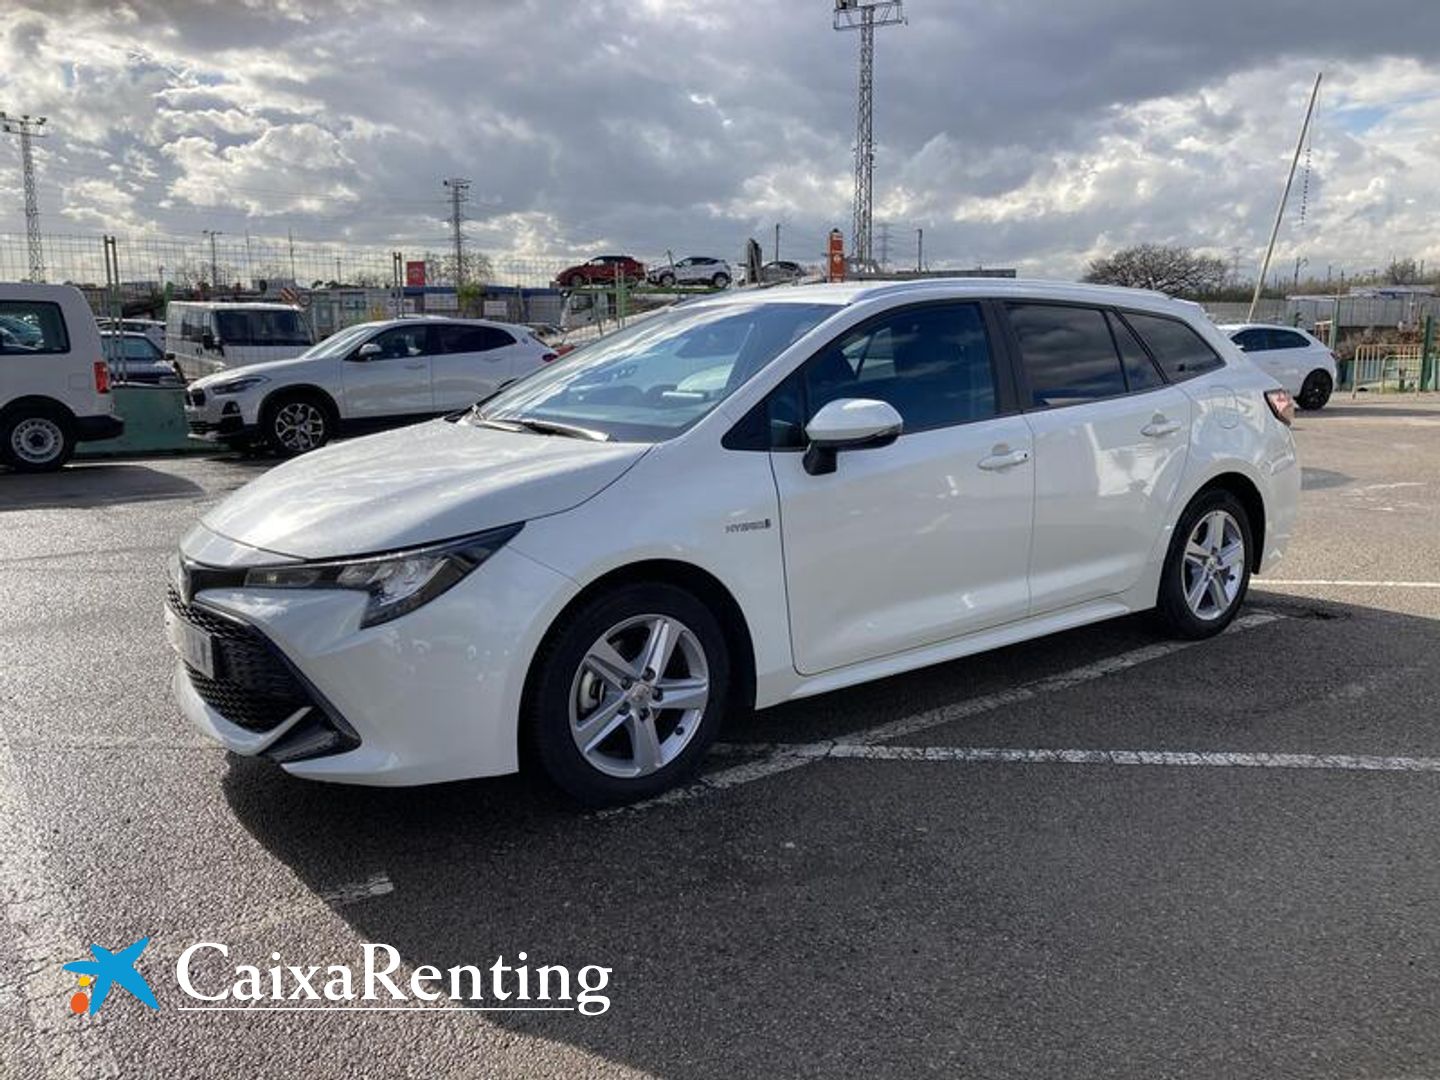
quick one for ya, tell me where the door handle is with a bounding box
[1141,418,1181,437]
[977,448,1031,471]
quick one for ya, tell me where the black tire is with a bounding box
[658,272,676,288]
[569,273,586,288]
[1156,489,1253,640]
[711,273,731,289]
[1297,370,1333,411]
[1,407,75,472]
[525,582,731,806]
[263,392,333,457]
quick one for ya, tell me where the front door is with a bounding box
[771,301,1034,675]
[340,324,436,418]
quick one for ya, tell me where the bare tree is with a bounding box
[1084,244,1229,295]
[1385,258,1420,286]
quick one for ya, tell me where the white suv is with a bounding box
[169,280,1300,804]
[1,283,123,471]
[1222,323,1336,410]
[648,257,733,289]
[184,317,556,455]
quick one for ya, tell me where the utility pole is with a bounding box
[916,227,923,272]
[876,221,892,271]
[774,223,781,263]
[1249,71,1322,322]
[202,229,222,294]
[833,1,905,272]
[0,112,48,282]
[287,228,297,284]
[443,177,471,287]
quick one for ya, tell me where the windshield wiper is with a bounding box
[477,417,609,442]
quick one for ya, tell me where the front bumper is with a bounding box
[169,533,579,785]
[184,387,258,442]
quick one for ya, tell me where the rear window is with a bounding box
[1123,312,1225,382]
[1008,303,1127,408]
[0,302,69,355]
[438,324,515,353]
[215,309,311,348]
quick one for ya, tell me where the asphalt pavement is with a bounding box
[2,396,1439,1079]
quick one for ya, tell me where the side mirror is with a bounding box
[353,342,383,361]
[164,351,175,361]
[802,398,903,476]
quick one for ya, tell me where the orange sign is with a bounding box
[827,230,846,282]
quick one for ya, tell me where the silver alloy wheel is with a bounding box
[10,416,64,465]
[273,401,326,452]
[1181,509,1245,621]
[569,613,710,779]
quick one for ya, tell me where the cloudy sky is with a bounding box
[2,0,1440,281]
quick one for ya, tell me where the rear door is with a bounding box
[339,323,436,418]
[1007,303,1193,614]
[430,323,522,410]
[769,300,1034,674]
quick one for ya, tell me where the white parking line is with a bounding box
[822,744,1440,773]
[1258,579,1440,589]
[600,611,1283,816]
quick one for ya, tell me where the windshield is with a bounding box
[472,301,839,442]
[299,322,374,360]
[215,309,312,348]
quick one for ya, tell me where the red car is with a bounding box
[555,254,646,288]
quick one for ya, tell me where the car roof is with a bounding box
[680,277,1181,313]
[169,301,302,311]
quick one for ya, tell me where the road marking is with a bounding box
[0,722,120,1077]
[599,611,1283,816]
[1258,579,1440,589]
[819,744,1440,773]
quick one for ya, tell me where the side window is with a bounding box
[438,325,514,353]
[803,302,996,434]
[1271,329,1309,350]
[1106,311,1163,392]
[367,326,431,359]
[1124,312,1225,382]
[1008,303,1126,408]
[1232,328,1268,352]
[0,301,69,354]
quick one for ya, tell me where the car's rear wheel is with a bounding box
[658,272,676,287]
[1156,490,1252,639]
[264,394,332,457]
[1297,370,1333,411]
[526,582,730,806]
[2,408,75,472]
[711,272,730,289]
[569,273,586,288]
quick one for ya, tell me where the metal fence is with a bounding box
[1348,343,1428,396]
[0,230,578,294]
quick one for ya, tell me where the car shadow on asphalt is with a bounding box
[0,462,208,510]
[215,592,1440,1078]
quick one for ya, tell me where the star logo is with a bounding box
[64,938,159,1016]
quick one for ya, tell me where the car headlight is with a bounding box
[242,524,522,627]
[210,375,269,395]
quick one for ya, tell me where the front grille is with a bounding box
[186,388,207,407]
[167,585,315,733]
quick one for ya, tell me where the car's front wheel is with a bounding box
[264,394,332,457]
[1156,489,1253,639]
[1297,370,1333,410]
[526,582,730,806]
[711,272,731,289]
[1,408,75,472]
[569,273,587,288]
[657,272,676,287]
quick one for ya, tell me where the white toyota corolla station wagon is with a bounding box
[168,280,1300,804]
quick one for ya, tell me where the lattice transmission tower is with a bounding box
[833,1,904,271]
[1,112,48,282]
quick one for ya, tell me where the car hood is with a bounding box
[200,418,649,560]
[190,353,325,387]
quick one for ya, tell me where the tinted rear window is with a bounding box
[1008,303,1127,408]
[1124,312,1224,381]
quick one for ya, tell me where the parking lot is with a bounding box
[3,396,1440,1078]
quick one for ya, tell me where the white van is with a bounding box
[1,282,122,471]
[165,302,314,379]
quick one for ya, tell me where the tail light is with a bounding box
[541,352,558,363]
[94,361,111,394]
[1264,388,1294,426]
